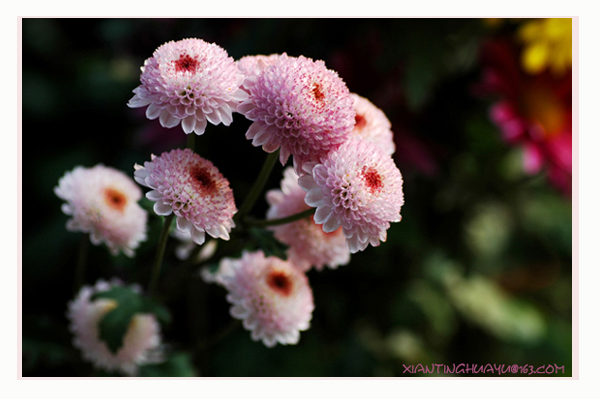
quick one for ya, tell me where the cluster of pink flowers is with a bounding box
[57,37,405,371]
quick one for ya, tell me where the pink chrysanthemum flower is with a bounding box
[298,138,404,253]
[54,165,148,257]
[127,38,248,135]
[266,167,350,271]
[134,148,236,245]
[236,54,281,82]
[67,279,162,375]
[237,54,355,173]
[350,93,396,155]
[218,251,314,348]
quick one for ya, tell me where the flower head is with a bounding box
[266,167,350,271]
[127,38,248,135]
[217,251,314,347]
[67,279,162,375]
[134,148,237,245]
[238,54,355,173]
[299,138,404,253]
[350,93,396,155]
[54,164,148,257]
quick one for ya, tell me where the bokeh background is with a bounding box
[21,18,573,377]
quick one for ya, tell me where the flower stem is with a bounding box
[235,150,280,222]
[149,213,175,296]
[244,208,315,228]
[74,233,89,294]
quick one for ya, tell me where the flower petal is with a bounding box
[153,202,173,216]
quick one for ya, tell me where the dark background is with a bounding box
[21,18,572,377]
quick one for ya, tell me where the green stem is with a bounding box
[74,233,89,294]
[187,133,195,151]
[235,150,280,222]
[244,208,315,228]
[148,213,175,296]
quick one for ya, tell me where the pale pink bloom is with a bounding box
[237,53,355,174]
[218,251,314,348]
[299,138,404,253]
[350,93,396,155]
[54,165,148,257]
[127,38,248,135]
[266,167,350,271]
[66,279,162,375]
[134,148,236,245]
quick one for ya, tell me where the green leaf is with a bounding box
[91,286,172,354]
[91,285,141,303]
[92,287,142,353]
[140,298,172,326]
[97,307,138,354]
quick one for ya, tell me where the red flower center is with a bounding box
[355,114,367,130]
[266,270,293,296]
[104,188,127,212]
[312,83,325,102]
[361,165,383,194]
[189,165,216,195]
[174,54,200,73]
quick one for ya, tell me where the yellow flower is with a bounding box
[518,18,572,75]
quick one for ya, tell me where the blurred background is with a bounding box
[21,18,573,377]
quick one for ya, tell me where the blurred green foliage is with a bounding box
[21,18,572,377]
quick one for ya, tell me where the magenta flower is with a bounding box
[54,164,148,257]
[299,138,404,253]
[128,38,248,135]
[67,279,163,375]
[217,251,314,348]
[266,167,350,271]
[237,54,355,173]
[134,148,237,245]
